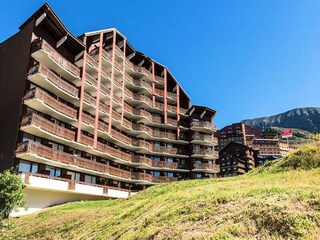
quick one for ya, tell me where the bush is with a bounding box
[0,169,24,219]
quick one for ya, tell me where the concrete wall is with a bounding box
[0,19,34,171]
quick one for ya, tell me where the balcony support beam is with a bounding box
[35,13,46,27]
[164,68,168,124]
[76,36,87,143]
[121,39,127,123]
[176,84,180,139]
[108,30,117,134]
[93,32,104,147]
[56,35,68,48]
[152,62,155,107]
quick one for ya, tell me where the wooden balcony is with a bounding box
[15,141,132,180]
[23,88,77,121]
[31,39,80,83]
[154,76,164,85]
[152,161,179,169]
[192,148,218,159]
[95,142,132,163]
[193,163,220,172]
[28,64,79,102]
[132,123,153,136]
[133,66,152,80]
[133,79,152,92]
[20,113,75,141]
[132,172,153,182]
[190,120,216,132]
[132,156,152,166]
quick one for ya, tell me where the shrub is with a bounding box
[0,169,24,219]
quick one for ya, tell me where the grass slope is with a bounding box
[2,144,320,240]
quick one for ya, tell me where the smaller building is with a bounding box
[217,142,258,177]
[215,123,263,151]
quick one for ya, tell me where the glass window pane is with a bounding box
[31,163,38,173]
[55,168,61,177]
[46,166,55,176]
[18,160,31,172]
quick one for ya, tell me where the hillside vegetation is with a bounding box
[2,144,320,240]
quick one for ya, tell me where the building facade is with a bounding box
[0,4,219,214]
[217,142,258,177]
[215,123,263,151]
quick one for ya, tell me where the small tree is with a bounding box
[0,169,24,219]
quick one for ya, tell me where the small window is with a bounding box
[18,160,31,172]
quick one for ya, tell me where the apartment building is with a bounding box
[217,142,258,177]
[252,130,289,158]
[215,122,263,151]
[0,4,219,214]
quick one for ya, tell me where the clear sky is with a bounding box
[1,0,320,128]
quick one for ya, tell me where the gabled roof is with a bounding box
[81,28,190,100]
[20,3,84,54]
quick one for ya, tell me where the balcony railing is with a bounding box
[20,172,109,195]
[154,76,164,85]
[167,104,177,113]
[96,142,132,163]
[32,39,80,78]
[132,155,152,166]
[101,66,111,79]
[192,133,214,142]
[85,73,98,88]
[152,161,179,169]
[20,113,75,141]
[83,92,97,106]
[193,163,220,172]
[132,123,153,136]
[24,88,77,120]
[16,141,131,180]
[152,145,179,155]
[28,64,79,98]
[133,66,152,80]
[86,54,99,69]
[133,139,152,151]
[167,118,178,126]
[125,59,134,70]
[133,79,152,91]
[191,121,216,131]
[82,112,95,126]
[192,148,218,157]
[132,172,153,182]
[153,131,176,140]
[154,89,164,97]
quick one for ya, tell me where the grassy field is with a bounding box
[2,144,320,240]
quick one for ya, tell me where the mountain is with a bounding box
[2,144,320,239]
[242,107,320,133]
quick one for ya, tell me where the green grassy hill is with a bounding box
[2,144,320,240]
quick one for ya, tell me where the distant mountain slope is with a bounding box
[242,107,320,133]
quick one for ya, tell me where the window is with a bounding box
[166,158,173,163]
[167,172,174,177]
[152,156,160,161]
[46,166,61,177]
[18,160,31,172]
[195,173,202,178]
[152,171,160,177]
[67,171,80,181]
[85,175,96,184]
[31,163,38,173]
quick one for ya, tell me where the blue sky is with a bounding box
[1,0,320,128]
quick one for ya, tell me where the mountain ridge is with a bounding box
[242,107,320,133]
